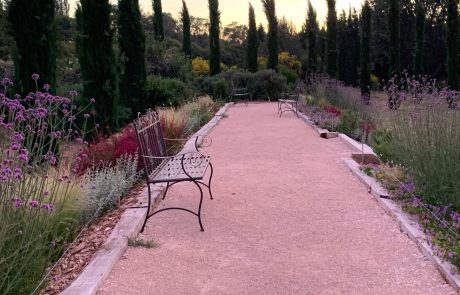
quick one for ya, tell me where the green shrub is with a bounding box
[370,129,394,163]
[83,154,141,219]
[145,76,190,107]
[337,110,359,137]
[194,69,286,101]
[211,79,229,100]
[278,64,299,85]
[248,70,286,100]
[194,76,230,100]
[146,41,193,82]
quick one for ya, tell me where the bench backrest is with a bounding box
[134,110,168,177]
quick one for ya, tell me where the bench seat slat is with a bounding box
[149,155,211,183]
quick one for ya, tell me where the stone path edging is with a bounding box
[342,158,460,293]
[60,103,232,295]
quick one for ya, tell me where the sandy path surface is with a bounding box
[99,103,456,295]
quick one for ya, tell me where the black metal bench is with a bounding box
[133,110,214,232]
[231,83,250,106]
[278,86,302,117]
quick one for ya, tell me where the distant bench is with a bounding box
[278,85,302,117]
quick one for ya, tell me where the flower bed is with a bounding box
[306,73,460,272]
[0,74,219,294]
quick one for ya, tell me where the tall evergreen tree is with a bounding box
[360,0,372,104]
[76,1,119,128]
[247,3,258,72]
[446,0,459,90]
[317,27,327,73]
[261,0,278,70]
[8,0,57,93]
[338,9,360,85]
[388,0,401,75]
[208,0,221,75]
[414,0,425,77]
[118,0,146,115]
[257,23,265,45]
[153,0,164,41]
[348,9,360,86]
[326,0,338,77]
[371,0,390,80]
[181,0,191,57]
[337,11,347,82]
[306,0,318,74]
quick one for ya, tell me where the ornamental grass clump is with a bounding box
[0,75,94,294]
[388,101,460,209]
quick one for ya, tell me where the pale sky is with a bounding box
[69,0,364,30]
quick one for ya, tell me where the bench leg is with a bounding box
[141,180,205,232]
[193,180,205,232]
[163,182,170,200]
[140,184,153,233]
[208,163,214,200]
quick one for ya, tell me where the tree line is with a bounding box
[0,0,459,126]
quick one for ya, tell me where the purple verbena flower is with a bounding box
[29,200,39,208]
[40,203,54,212]
[11,197,24,209]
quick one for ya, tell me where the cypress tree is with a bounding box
[247,3,258,72]
[118,0,146,115]
[8,0,57,93]
[181,0,191,57]
[76,1,119,128]
[360,0,372,104]
[208,0,221,75]
[414,0,425,77]
[337,10,347,82]
[446,0,459,90]
[257,23,265,45]
[153,0,164,41]
[348,9,360,86]
[318,27,327,73]
[306,0,318,73]
[326,0,337,77]
[388,0,400,75]
[261,0,278,71]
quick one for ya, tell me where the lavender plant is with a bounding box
[0,75,94,294]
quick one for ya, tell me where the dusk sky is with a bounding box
[69,0,364,30]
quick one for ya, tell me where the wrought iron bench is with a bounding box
[231,83,250,106]
[133,110,214,232]
[278,86,302,117]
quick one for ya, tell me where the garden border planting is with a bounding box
[343,158,460,293]
[60,103,232,295]
[295,103,460,293]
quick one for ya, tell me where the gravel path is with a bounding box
[99,103,456,295]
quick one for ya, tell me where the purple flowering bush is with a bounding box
[365,164,460,270]
[0,75,94,294]
[310,72,460,269]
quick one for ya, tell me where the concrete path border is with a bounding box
[60,103,232,295]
